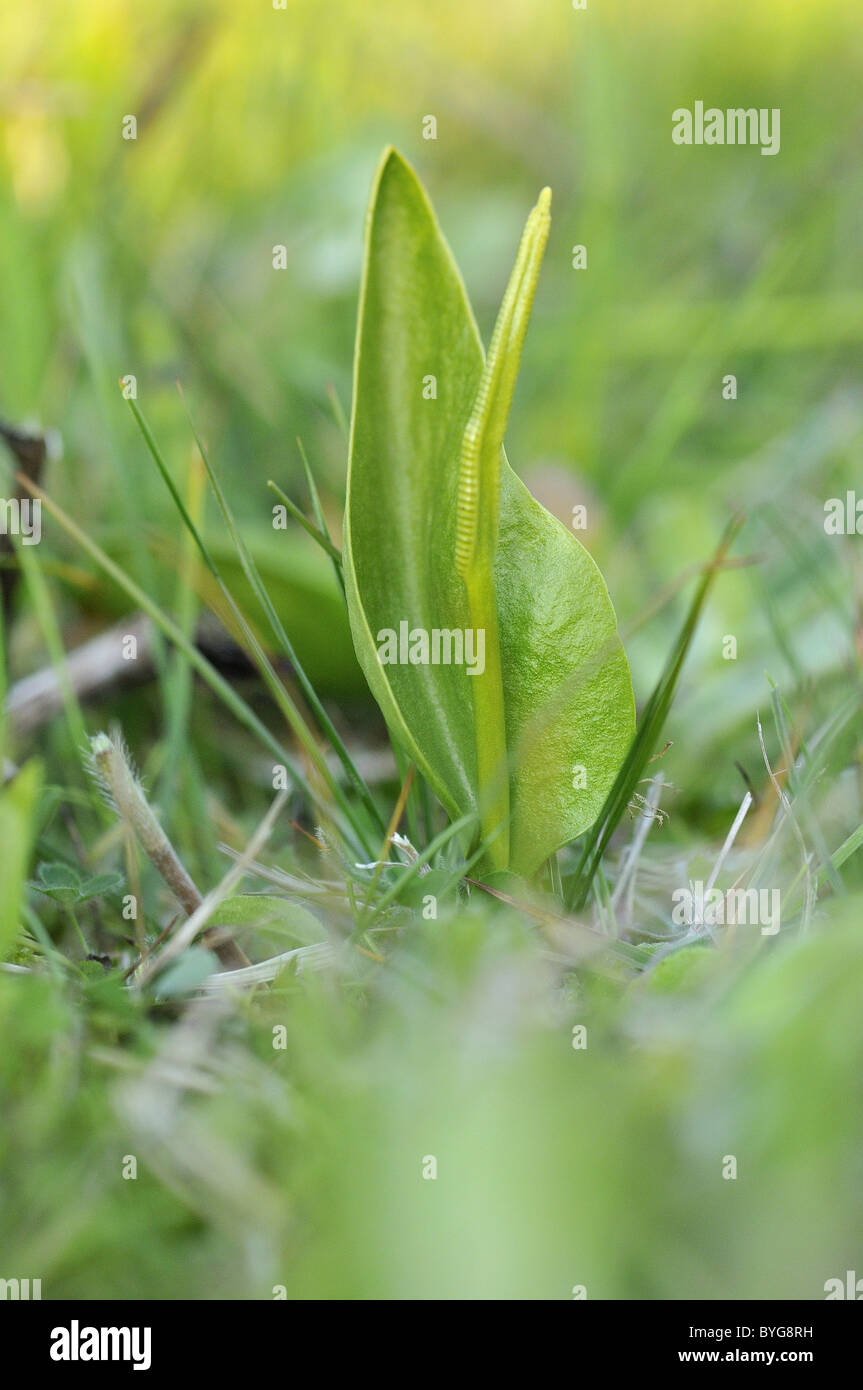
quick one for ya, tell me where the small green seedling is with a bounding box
[345,150,635,877]
[30,861,124,954]
[30,862,123,909]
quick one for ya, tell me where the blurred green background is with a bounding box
[2,0,861,811]
[1,0,862,1301]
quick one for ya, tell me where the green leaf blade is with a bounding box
[345,149,483,825]
[0,762,43,956]
[496,469,635,875]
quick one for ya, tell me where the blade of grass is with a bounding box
[136,788,288,988]
[767,679,842,896]
[823,823,863,879]
[15,473,348,838]
[13,538,90,771]
[175,386,382,836]
[356,811,478,927]
[325,383,349,441]
[355,763,414,930]
[565,514,745,910]
[295,436,345,598]
[757,712,816,928]
[70,266,168,687]
[267,478,342,564]
[392,741,422,850]
[0,577,6,765]
[465,874,649,968]
[124,394,374,855]
[748,690,859,910]
[782,827,859,913]
[159,448,205,823]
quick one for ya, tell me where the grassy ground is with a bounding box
[1,0,862,1299]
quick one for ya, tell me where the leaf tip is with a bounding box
[375,145,413,189]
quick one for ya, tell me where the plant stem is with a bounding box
[88,731,249,969]
[67,907,89,955]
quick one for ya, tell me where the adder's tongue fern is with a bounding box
[454,187,552,868]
